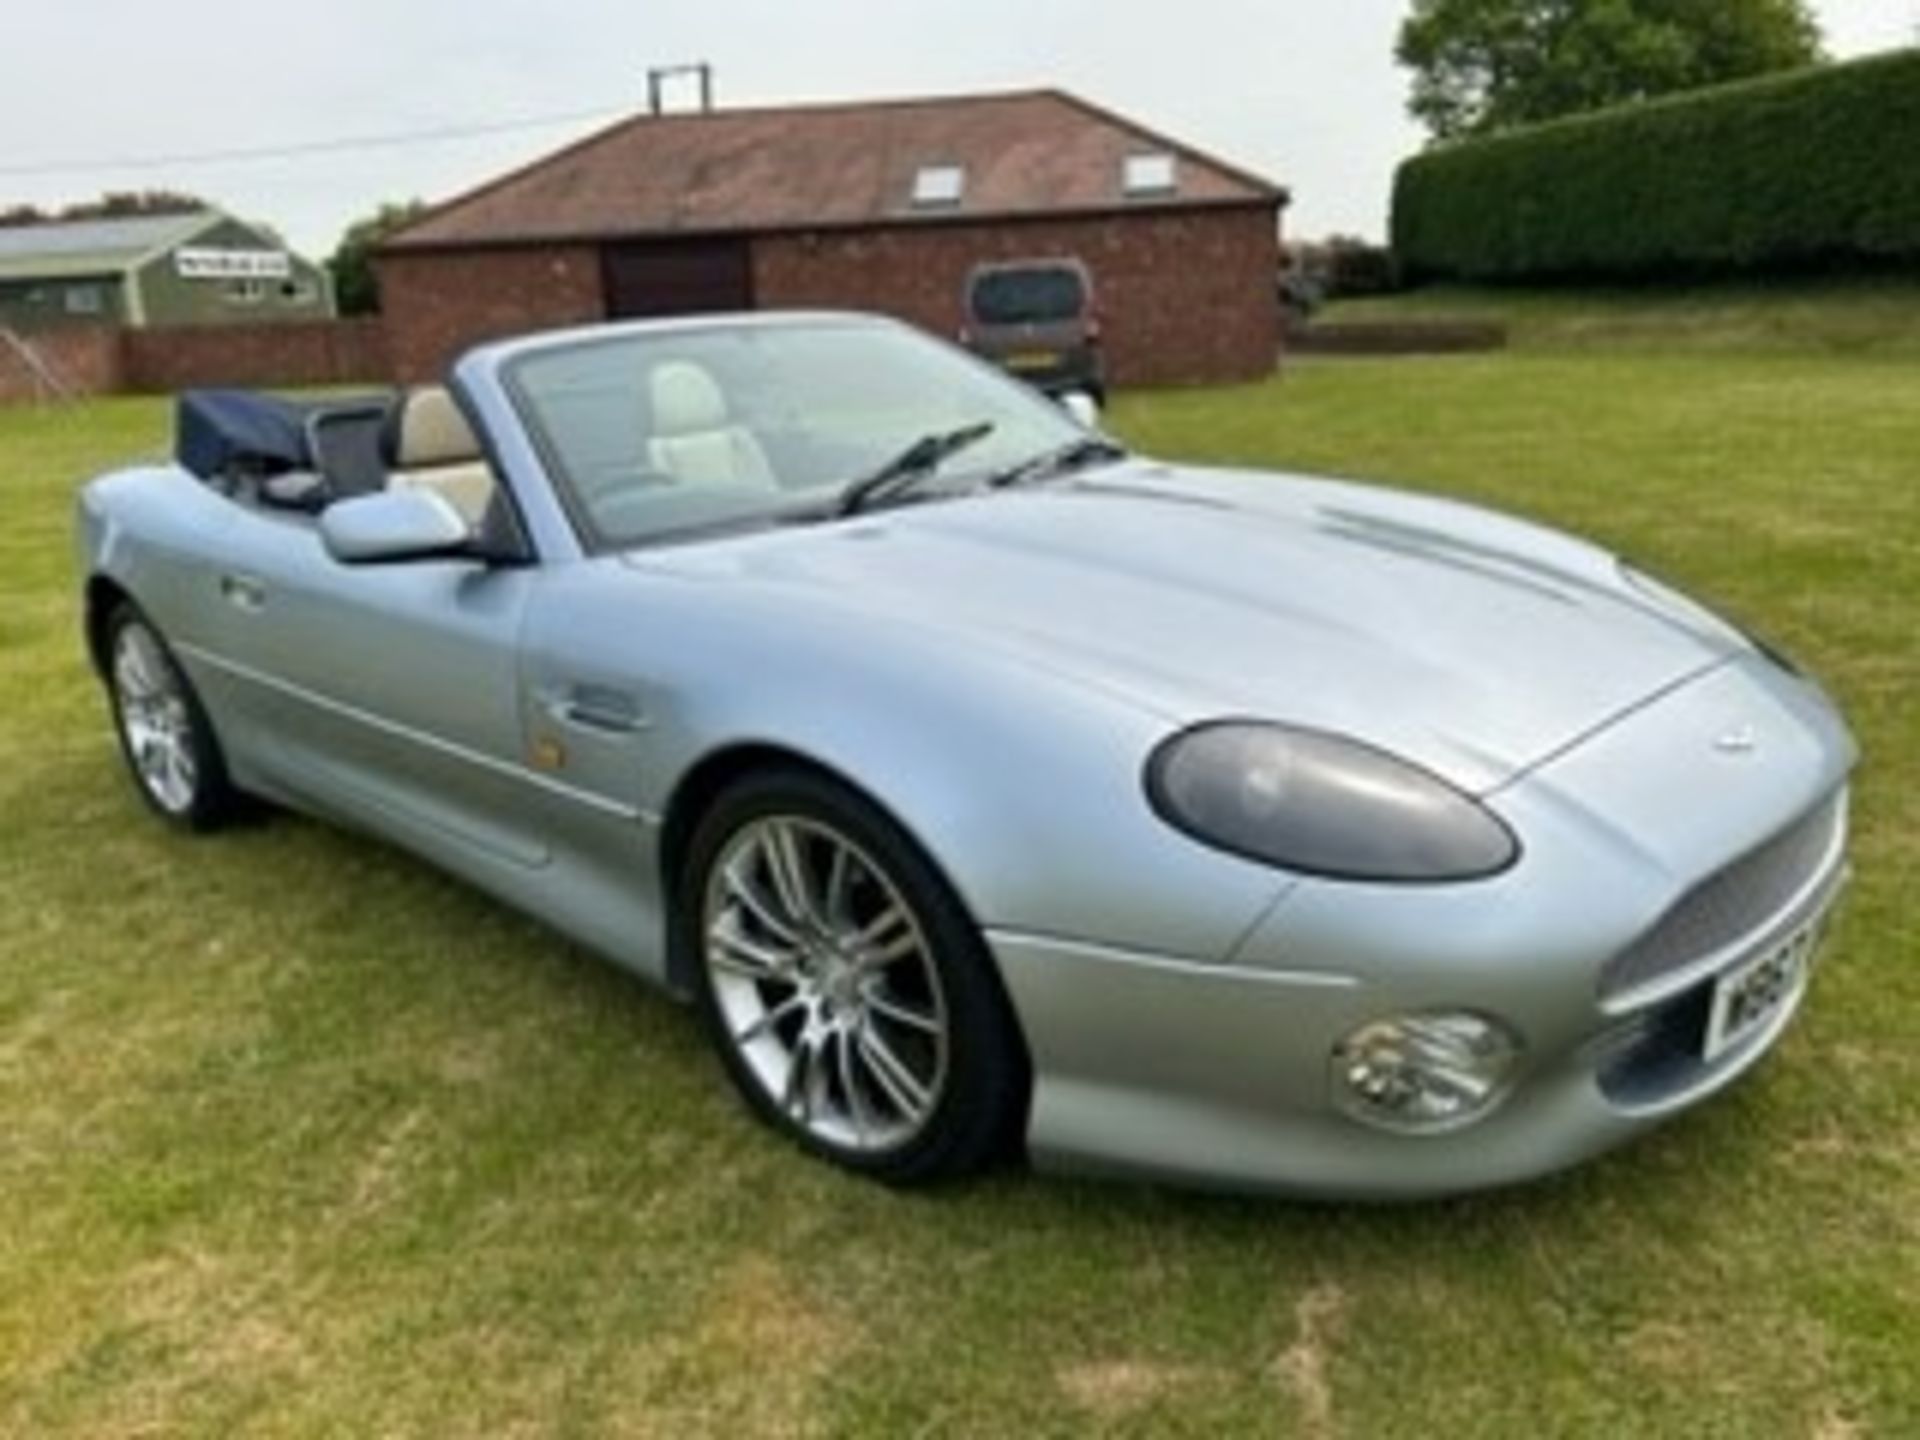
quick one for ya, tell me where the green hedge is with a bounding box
[1392,51,1920,282]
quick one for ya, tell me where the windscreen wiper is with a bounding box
[837,422,995,516]
[985,434,1129,490]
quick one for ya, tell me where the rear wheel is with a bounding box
[105,603,242,831]
[683,768,1027,1184]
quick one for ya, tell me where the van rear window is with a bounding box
[968,268,1087,325]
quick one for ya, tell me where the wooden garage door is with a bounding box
[602,239,753,319]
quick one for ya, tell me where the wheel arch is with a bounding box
[83,574,135,678]
[656,740,1014,1032]
[660,742,945,987]
[658,736,1036,1167]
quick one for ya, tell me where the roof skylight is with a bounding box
[1123,152,1178,196]
[911,164,966,208]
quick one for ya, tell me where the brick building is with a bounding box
[377,89,1286,387]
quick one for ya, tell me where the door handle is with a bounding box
[219,573,267,612]
[541,684,646,735]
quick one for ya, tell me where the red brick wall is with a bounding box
[377,247,603,383]
[0,321,394,405]
[124,319,389,393]
[374,205,1281,391]
[752,205,1281,386]
[0,325,123,403]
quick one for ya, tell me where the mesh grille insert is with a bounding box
[1601,792,1844,1003]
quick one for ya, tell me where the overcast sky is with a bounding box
[3,1,1914,258]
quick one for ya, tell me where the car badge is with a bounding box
[1713,725,1760,756]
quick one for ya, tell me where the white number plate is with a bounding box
[1703,924,1817,1062]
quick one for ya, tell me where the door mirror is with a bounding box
[320,488,473,565]
[1060,390,1103,429]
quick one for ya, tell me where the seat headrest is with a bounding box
[649,362,729,438]
[382,387,481,469]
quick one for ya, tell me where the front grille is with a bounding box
[1599,791,1845,1004]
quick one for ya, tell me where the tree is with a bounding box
[326,200,428,316]
[0,191,210,228]
[65,190,208,220]
[1397,0,1825,140]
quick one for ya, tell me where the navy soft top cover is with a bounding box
[175,389,316,478]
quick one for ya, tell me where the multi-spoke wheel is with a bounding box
[104,602,241,830]
[684,768,1028,1183]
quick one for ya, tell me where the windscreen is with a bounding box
[507,318,1084,550]
[968,267,1088,326]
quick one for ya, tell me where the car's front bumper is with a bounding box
[990,655,1856,1199]
[992,888,1840,1200]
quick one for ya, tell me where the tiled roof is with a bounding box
[385,89,1284,251]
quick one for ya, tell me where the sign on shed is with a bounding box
[174,247,292,281]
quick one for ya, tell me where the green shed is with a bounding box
[0,209,333,332]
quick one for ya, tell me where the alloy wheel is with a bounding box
[701,815,951,1154]
[112,620,200,815]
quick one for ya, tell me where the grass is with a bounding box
[1324,274,1920,356]
[2,344,1916,1435]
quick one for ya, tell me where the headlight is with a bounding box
[1331,1011,1522,1134]
[1145,722,1517,882]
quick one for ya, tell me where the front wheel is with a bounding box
[104,603,243,831]
[683,768,1028,1184]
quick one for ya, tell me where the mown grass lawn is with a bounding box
[2,352,1915,1437]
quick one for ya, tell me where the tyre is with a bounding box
[104,602,244,831]
[683,766,1028,1184]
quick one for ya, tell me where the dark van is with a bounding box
[961,257,1105,405]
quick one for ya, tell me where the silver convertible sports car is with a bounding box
[78,313,1857,1198]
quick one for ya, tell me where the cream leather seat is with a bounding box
[646,361,777,489]
[382,387,496,526]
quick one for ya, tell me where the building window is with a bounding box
[1123,152,1178,197]
[911,164,966,209]
[64,285,103,316]
[226,279,267,305]
[279,277,317,305]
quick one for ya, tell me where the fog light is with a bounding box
[1331,1012,1522,1134]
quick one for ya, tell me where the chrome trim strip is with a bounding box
[176,641,660,826]
[985,928,1360,989]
